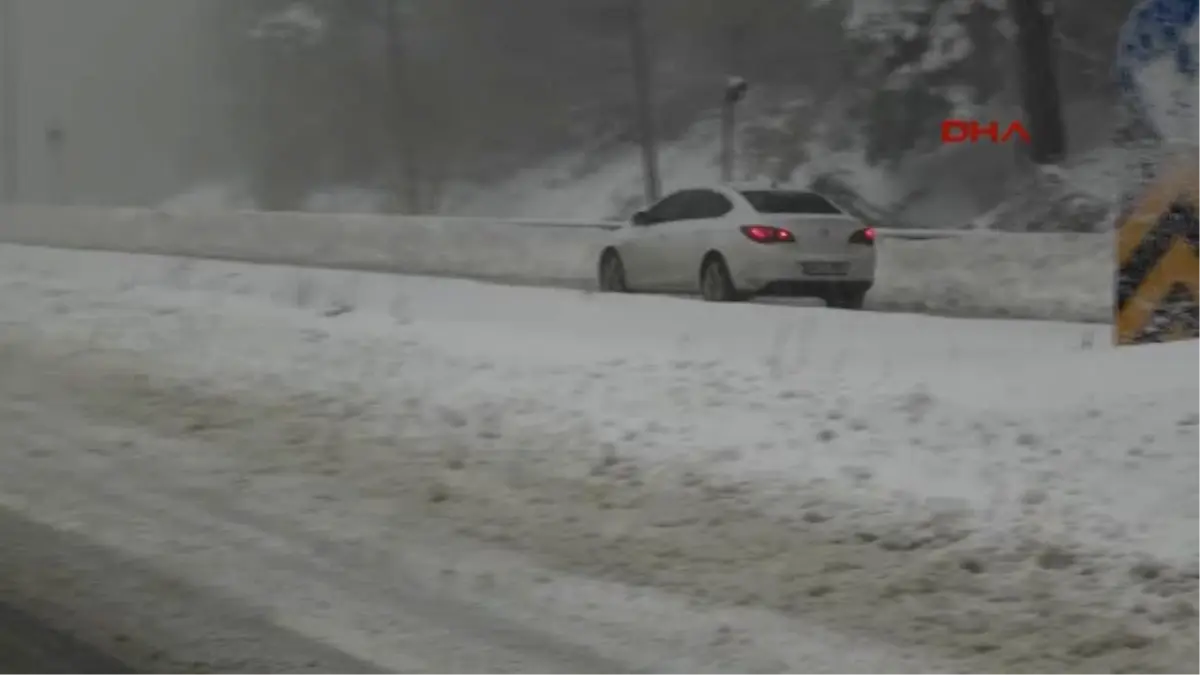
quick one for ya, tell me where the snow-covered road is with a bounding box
[0,243,1195,673]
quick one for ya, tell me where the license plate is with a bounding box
[801,261,849,276]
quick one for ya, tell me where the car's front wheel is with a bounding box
[598,250,629,292]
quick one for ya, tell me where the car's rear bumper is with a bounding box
[728,249,875,294]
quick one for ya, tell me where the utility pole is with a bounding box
[1,0,19,203]
[1009,0,1066,164]
[720,77,748,183]
[382,0,420,213]
[629,0,660,204]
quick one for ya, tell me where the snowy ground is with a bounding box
[0,243,1196,672]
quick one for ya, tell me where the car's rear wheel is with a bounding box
[700,255,740,302]
[598,250,629,292]
[824,285,868,310]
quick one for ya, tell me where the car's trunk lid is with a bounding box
[769,215,864,256]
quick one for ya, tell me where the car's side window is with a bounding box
[645,192,690,224]
[680,190,734,220]
[645,190,733,224]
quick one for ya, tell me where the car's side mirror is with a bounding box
[631,211,652,226]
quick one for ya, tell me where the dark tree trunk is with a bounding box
[1009,0,1068,163]
[1,0,19,203]
[629,0,660,205]
[383,0,421,213]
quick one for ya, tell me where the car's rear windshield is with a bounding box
[739,191,844,215]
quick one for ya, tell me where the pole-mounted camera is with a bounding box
[724,76,749,104]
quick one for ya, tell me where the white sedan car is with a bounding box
[597,186,877,308]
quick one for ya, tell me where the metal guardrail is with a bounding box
[877,228,976,240]
[6,202,977,238]
[487,218,974,239]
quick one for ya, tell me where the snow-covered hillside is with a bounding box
[157,0,1132,228]
[164,122,1138,234]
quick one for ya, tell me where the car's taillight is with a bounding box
[848,227,876,245]
[740,225,795,243]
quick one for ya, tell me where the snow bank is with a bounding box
[0,243,1195,672]
[0,204,615,289]
[876,231,1111,322]
[0,205,1109,322]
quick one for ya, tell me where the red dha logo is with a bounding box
[941,119,1031,144]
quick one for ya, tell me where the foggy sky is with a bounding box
[3,0,223,205]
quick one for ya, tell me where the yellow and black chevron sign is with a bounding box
[1114,156,1199,346]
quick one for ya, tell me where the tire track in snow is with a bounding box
[0,503,382,673]
[0,331,970,672]
[0,591,132,674]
